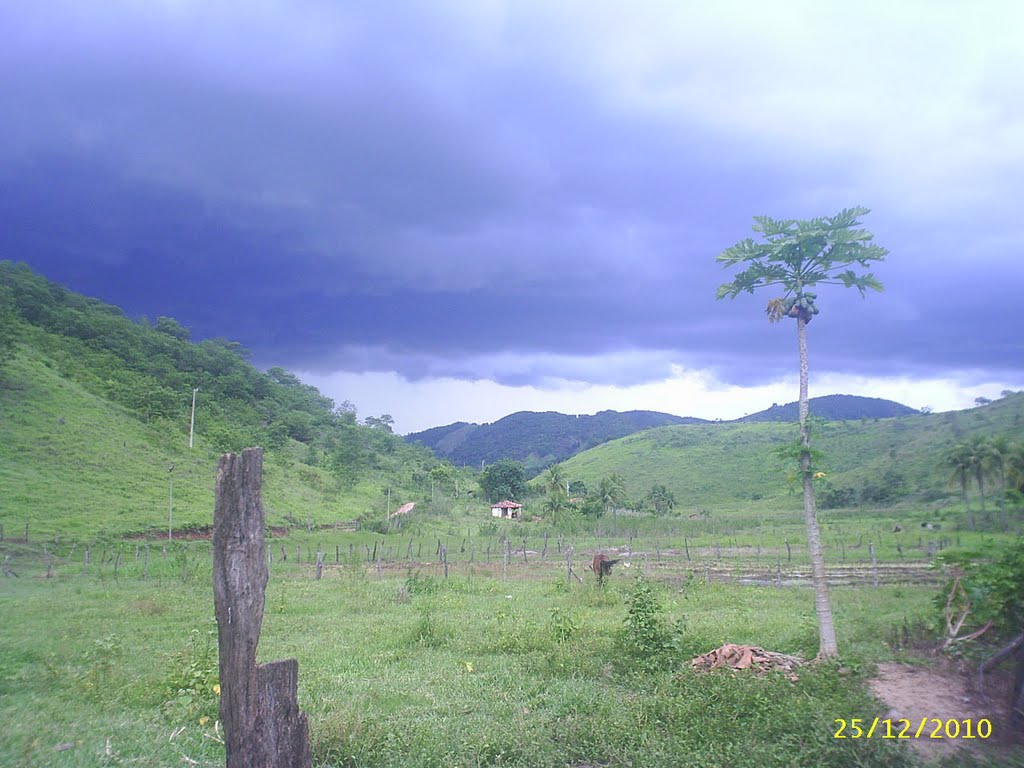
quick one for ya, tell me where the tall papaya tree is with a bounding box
[716,206,888,659]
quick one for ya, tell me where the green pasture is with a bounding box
[2,530,1017,768]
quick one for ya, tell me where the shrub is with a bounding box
[617,575,685,673]
[162,629,219,724]
[549,606,581,644]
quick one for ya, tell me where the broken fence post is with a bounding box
[213,447,311,768]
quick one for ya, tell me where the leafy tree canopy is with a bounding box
[716,206,887,322]
[479,459,527,503]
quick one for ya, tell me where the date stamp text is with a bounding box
[834,717,992,740]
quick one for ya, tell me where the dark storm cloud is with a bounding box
[1,1,1022,390]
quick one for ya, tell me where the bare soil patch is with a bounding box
[870,660,1022,764]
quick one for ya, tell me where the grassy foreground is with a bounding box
[0,540,955,768]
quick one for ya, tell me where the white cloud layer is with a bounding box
[297,362,1023,435]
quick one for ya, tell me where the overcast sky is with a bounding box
[2,1,1022,433]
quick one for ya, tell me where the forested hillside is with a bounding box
[0,261,461,537]
[406,409,703,474]
[738,394,918,422]
[407,398,920,475]
[557,392,1024,519]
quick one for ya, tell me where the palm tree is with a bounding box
[988,435,1011,531]
[966,435,998,520]
[945,442,976,531]
[646,483,677,515]
[717,207,887,659]
[544,465,568,497]
[597,474,626,527]
[1006,442,1024,501]
[543,491,570,527]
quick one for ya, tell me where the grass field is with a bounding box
[2,306,1023,766]
[2,517,1020,768]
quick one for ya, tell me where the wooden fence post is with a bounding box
[213,448,311,768]
[869,542,878,587]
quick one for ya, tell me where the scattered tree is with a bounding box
[0,285,20,378]
[544,465,568,496]
[716,206,888,659]
[645,484,677,515]
[479,459,527,503]
[364,414,395,433]
[597,474,627,526]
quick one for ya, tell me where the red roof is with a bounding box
[491,500,523,508]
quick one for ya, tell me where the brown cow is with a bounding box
[592,553,620,586]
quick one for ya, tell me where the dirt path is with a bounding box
[870,661,1021,764]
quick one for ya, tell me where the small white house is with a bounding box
[490,500,523,519]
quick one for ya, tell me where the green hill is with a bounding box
[738,394,918,422]
[556,393,1024,516]
[0,261,459,539]
[408,397,918,475]
[2,261,1020,540]
[406,409,704,475]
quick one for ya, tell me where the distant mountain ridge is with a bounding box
[738,394,918,422]
[405,410,704,474]
[407,395,918,473]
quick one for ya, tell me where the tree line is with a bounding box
[0,261,441,495]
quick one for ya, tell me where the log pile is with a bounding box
[691,644,803,681]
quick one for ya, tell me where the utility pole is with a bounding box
[189,387,200,449]
[168,464,175,540]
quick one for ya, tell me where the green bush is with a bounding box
[548,605,581,644]
[618,575,685,673]
[161,629,219,724]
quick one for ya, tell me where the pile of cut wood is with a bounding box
[691,644,802,681]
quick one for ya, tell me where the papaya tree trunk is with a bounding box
[797,313,839,659]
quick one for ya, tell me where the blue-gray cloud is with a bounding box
[1,1,1022,392]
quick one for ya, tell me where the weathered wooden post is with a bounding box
[213,448,311,768]
[869,542,878,588]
